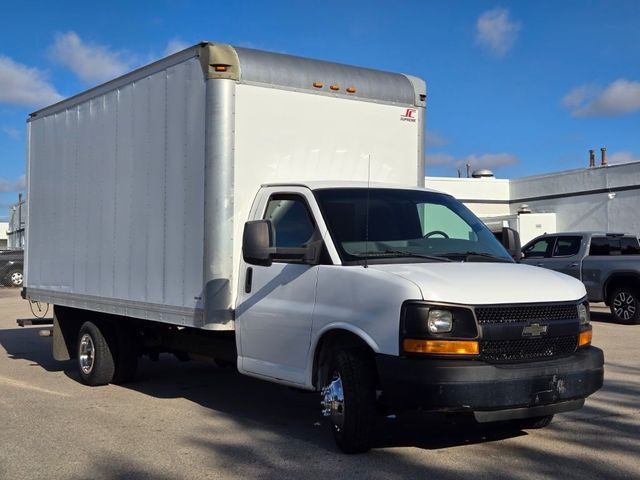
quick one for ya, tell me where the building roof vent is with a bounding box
[471,168,495,178]
[518,204,532,214]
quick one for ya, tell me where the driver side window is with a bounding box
[523,237,554,258]
[264,195,315,248]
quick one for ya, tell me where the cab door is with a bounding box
[545,235,583,279]
[235,188,322,386]
[521,235,556,268]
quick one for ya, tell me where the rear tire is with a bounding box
[510,414,554,430]
[322,350,376,454]
[77,321,115,386]
[610,287,640,324]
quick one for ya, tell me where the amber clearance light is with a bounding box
[579,330,593,347]
[403,339,479,355]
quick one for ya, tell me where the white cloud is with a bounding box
[2,126,21,139]
[475,8,520,58]
[427,152,456,166]
[49,31,133,84]
[0,175,26,193]
[164,38,190,56]
[608,151,640,164]
[563,79,640,117]
[426,131,448,147]
[462,153,519,169]
[427,152,519,171]
[0,56,63,108]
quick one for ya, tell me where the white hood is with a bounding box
[369,262,586,305]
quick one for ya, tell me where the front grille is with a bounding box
[480,335,578,362]
[475,304,578,325]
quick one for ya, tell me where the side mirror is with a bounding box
[243,220,275,267]
[242,219,324,266]
[501,227,522,261]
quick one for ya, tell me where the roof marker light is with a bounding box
[312,82,323,88]
[329,84,340,91]
[346,86,357,93]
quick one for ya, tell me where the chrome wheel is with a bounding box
[79,333,95,375]
[321,373,345,431]
[613,291,636,321]
[10,271,23,287]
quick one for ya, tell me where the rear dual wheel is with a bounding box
[77,321,138,386]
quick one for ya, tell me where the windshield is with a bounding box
[314,188,513,264]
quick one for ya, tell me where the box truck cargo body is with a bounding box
[26,43,424,329]
[24,43,603,453]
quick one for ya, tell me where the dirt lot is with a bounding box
[0,288,638,480]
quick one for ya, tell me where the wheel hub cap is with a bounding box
[321,374,345,431]
[79,334,95,374]
[613,292,636,321]
[11,272,23,286]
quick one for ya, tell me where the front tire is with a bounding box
[321,350,376,454]
[77,321,115,386]
[610,287,640,324]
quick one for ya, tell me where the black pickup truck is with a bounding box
[521,232,640,324]
[0,249,23,287]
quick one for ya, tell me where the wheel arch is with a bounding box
[603,272,640,304]
[310,325,380,390]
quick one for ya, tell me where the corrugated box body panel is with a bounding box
[26,57,206,318]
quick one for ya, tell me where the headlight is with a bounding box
[427,309,453,333]
[578,303,590,325]
[400,302,477,341]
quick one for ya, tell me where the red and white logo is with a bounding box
[400,108,417,122]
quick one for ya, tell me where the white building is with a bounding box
[6,195,26,250]
[426,161,640,245]
[0,222,8,250]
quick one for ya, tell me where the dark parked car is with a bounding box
[521,232,640,324]
[0,249,24,287]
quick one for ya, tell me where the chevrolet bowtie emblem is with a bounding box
[522,323,548,337]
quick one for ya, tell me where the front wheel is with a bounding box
[321,350,376,454]
[610,287,640,324]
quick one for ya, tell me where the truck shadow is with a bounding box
[590,310,639,326]
[91,354,525,452]
[0,326,71,372]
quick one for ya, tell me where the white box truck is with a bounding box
[24,42,603,453]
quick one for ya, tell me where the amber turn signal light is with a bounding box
[214,65,228,72]
[403,339,479,355]
[579,330,592,347]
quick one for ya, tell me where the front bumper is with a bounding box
[376,347,604,418]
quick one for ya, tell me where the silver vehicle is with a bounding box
[521,232,640,324]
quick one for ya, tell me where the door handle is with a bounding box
[245,267,253,294]
[536,263,543,267]
[570,263,579,267]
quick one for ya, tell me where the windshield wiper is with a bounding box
[380,249,454,262]
[442,251,512,262]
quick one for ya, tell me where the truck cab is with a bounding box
[237,183,604,452]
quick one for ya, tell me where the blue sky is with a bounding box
[1,0,640,219]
